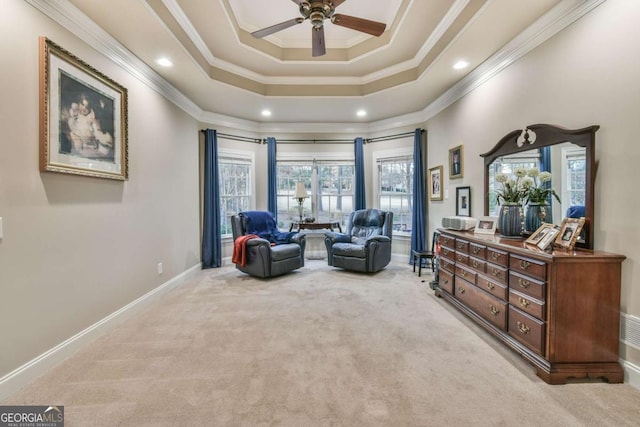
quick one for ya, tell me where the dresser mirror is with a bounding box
[481,124,597,249]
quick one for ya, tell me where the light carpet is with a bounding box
[3,260,639,426]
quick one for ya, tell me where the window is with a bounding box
[377,156,414,234]
[277,160,354,229]
[487,153,538,217]
[219,153,252,236]
[561,147,586,215]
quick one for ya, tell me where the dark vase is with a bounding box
[498,203,523,238]
[525,202,549,233]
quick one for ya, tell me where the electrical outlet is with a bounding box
[157,262,163,275]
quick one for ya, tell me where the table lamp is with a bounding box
[293,182,309,222]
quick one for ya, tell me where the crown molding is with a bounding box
[26,0,203,120]
[28,0,608,134]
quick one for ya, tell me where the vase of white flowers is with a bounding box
[494,168,527,238]
[521,168,561,233]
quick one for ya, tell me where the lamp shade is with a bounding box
[293,182,309,199]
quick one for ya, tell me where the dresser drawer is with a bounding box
[509,306,545,356]
[439,257,455,274]
[440,246,456,262]
[510,254,546,281]
[477,273,508,301]
[455,252,469,265]
[486,247,508,267]
[455,277,507,331]
[468,256,486,274]
[509,271,545,301]
[439,268,454,295]
[455,264,477,284]
[509,289,545,320]
[469,242,486,259]
[455,239,469,253]
[484,263,508,286]
[439,234,454,248]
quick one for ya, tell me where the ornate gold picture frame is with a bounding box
[449,145,463,179]
[555,217,586,250]
[39,37,128,180]
[429,165,443,201]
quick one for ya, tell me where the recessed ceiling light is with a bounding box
[261,110,272,117]
[156,57,173,67]
[453,60,469,70]
[356,110,367,117]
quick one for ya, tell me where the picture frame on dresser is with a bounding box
[474,216,497,234]
[555,217,586,250]
[525,223,556,247]
[536,225,560,251]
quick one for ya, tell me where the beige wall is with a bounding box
[0,1,200,377]
[425,0,640,366]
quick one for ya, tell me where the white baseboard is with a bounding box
[622,358,640,390]
[0,263,201,401]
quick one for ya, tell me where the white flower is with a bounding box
[538,171,552,183]
[527,167,540,178]
[495,174,508,183]
[514,167,527,178]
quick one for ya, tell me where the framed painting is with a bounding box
[39,37,128,180]
[474,216,497,235]
[555,217,586,250]
[456,186,471,216]
[449,145,463,179]
[429,166,443,201]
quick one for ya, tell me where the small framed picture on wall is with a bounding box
[449,145,463,179]
[456,186,471,216]
[429,166,443,201]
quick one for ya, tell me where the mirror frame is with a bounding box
[481,124,598,250]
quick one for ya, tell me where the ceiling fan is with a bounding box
[251,0,387,57]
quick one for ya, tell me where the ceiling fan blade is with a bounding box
[331,14,386,37]
[331,0,347,7]
[251,17,304,39]
[312,26,326,57]
[291,0,305,5]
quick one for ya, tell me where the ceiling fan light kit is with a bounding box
[251,0,386,57]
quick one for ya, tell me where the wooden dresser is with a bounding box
[435,229,625,384]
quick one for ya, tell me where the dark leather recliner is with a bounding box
[324,209,393,273]
[231,211,306,278]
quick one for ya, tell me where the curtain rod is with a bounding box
[201,129,424,144]
[366,129,424,143]
[200,130,261,144]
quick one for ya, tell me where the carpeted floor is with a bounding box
[4,260,640,426]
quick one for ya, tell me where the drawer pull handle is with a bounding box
[517,321,531,335]
[457,255,464,261]
[491,268,500,277]
[491,253,501,260]
[472,260,479,268]
[489,305,500,316]
[460,270,467,277]
[518,278,531,289]
[518,297,530,308]
[519,260,531,270]
[442,279,449,285]
[443,249,449,255]
[458,287,465,294]
[472,247,480,254]
[486,282,495,291]
[457,242,464,249]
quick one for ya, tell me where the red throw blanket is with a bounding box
[232,234,259,267]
